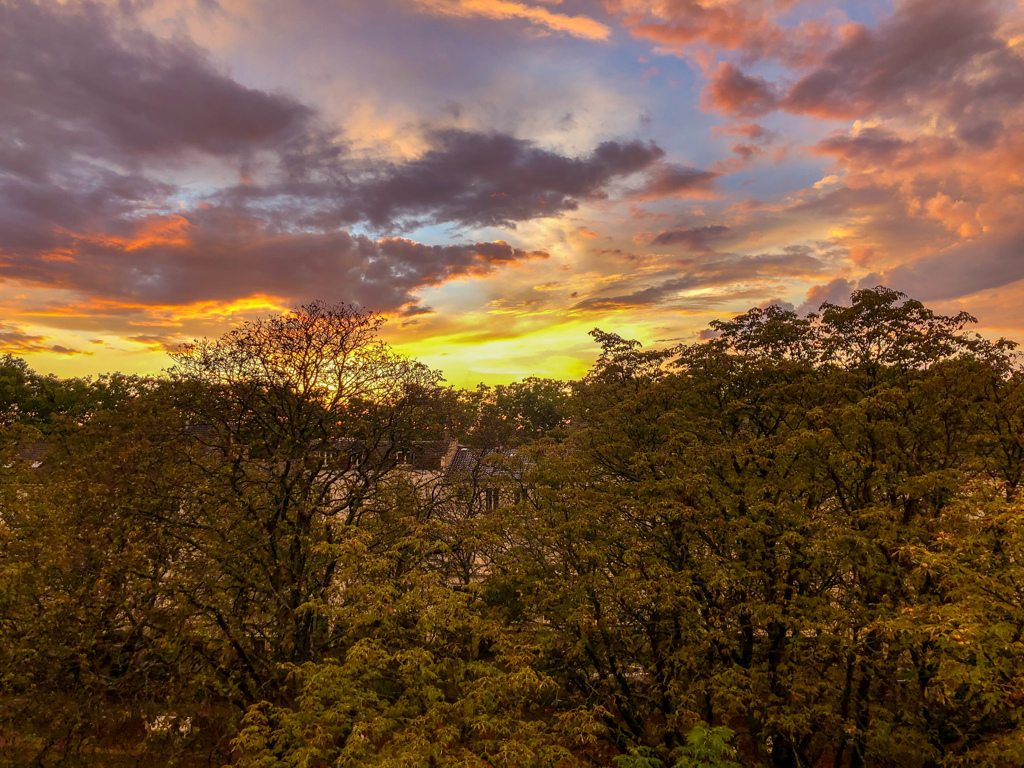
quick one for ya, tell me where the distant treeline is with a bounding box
[1,288,1023,767]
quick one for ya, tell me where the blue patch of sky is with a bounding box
[769,0,893,27]
[592,37,726,168]
[834,0,895,25]
[716,153,831,201]
[391,221,473,247]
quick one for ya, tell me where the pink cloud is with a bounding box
[701,62,779,117]
[610,0,836,66]
[630,163,721,200]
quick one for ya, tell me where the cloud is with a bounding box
[333,130,666,229]
[757,297,795,312]
[862,228,1024,302]
[128,334,187,352]
[0,1,661,315]
[631,163,720,200]
[711,122,777,144]
[642,0,1024,179]
[0,0,317,162]
[0,207,549,311]
[702,62,778,117]
[781,0,1021,126]
[620,0,1023,134]
[400,304,436,317]
[610,0,835,67]
[812,128,961,172]
[650,224,730,249]
[796,278,855,315]
[622,0,1024,307]
[0,0,330,259]
[0,322,88,356]
[408,0,611,40]
[728,142,765,162]
[48,345,92,356]
[786,184,897,218]
[572,243,835,310]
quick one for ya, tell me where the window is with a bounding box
[484,487,500,511]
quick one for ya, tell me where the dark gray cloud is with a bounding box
[651,225,730,249]
[0,205,548,311]
[702,62,779,118]
[796,278,855,316]
[814,129,912,164]
[787,184,896,217]
[0,1,315,163]
[338,130,665,229]
[813,128,959,170]
[0,321,88,356]
[216,131,665,232]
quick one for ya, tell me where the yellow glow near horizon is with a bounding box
[389,320,597,387]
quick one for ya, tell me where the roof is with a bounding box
[184,424,219,442]
[410,439,456,471]
[445,445,522,480]
[14,441,51,468]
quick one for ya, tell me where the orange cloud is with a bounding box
[609,0,837,66]
[701,62,778,116]
[409,0,611,39]
[649,0,1024,314]
[711,121,777,144]
[0,321,90,357]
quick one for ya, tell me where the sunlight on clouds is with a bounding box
[339,100,433,160]
[387,290,785,388]
[408,0,611,40]
[169,295,294,321]
[0,289,296,378]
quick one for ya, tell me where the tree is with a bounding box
[230,504,596,767]
[465,378,572,448]
[163,302,443,702]
[0,387,218,766]
[0,355,139,431]
[491,287,1024,767]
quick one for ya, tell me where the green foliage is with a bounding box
[463,377,572,448]
[3,289,1024,767]
[490,288,1024,767]
[674,726,743,768]
[230,532,595,767]
[0,353,142,431]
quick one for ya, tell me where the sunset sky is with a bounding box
[2,0,1024,386]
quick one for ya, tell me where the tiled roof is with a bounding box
[446,446,482,475]
[410,439,455,471]
[445,446,521,479]
[184,424,219,442]
[15,441,51,468]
